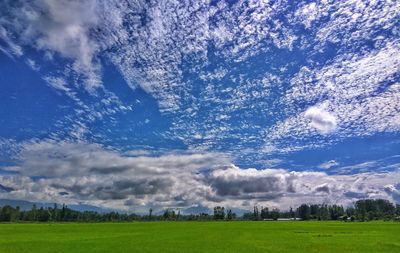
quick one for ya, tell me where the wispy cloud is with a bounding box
[318,160,339,170]
[0,0,105,90]
[266,42,400,151]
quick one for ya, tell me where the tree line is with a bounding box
[239,199,400,221]
[1,199,399,222]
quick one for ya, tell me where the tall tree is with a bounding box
[213,206,225,220]
[260,207,269,219]
[253,206,259,220]
[297,204,311,220]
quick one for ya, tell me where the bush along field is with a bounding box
[1,199,399,222]
[0,199,399,253]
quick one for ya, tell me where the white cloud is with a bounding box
[304,105,337,134]
[206,164,400,208]
[1,0,127,92]
[0,140,229,209]
[43,76,71,93]
[295,2,322,29]
[0,25,23,58]
[334,161,378,174]
[315,0,399,47]
[318,160,339,170]
[266,42,400,150]
[0,0,103,91]
[31,1,99,69]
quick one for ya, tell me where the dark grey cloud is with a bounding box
[16,140,228,177]
[0,183,15,192]
[209,174,283,197]
[315,184,330,194]
[113,178,174,195]
[344,191,368,199]
[206,165,297,201]
[89,165,132,174]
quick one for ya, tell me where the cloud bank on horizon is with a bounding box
[0,0,399,211]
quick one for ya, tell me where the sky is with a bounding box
[0,0,399,213]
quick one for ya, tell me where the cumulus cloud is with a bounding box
[384,184,400,202]
[1,140,399,211]
[208,165,292,199]
[206,165,400,208]
[0,140,229,209]
[304,105,337,134]
[16,140,229,177]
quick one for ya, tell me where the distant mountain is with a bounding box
[181,205,249,216]
[229,207,251,216]
[68,203,114,213]
[181,205,212,215]
[0,199,115,213]
[0,199,52,210]
[0,199,250,216]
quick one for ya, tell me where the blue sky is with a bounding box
[0,0,399,211]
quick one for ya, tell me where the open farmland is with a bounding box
[0,221,399,253]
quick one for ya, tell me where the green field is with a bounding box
[0,222,399,253]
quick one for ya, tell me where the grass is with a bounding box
[0,221,399,253]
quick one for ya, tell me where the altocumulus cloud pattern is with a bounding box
[0,0,399,212]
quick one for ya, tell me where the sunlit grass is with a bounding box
[0,221,399,253]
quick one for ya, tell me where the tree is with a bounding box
[226,209,236,220]
[242,212,254,220]
[32,204,38,221]
[260,207,269,219]
[0,205,13,221]
[1,198,397,223]
[297,204,311,220]
[270,208,280,220]
[163,209,176,220]
[310,204,319,219]
[355,200,367,221]
[213,206,225,220]
[318,205,330,220]
[11,206,20,222]
[253,206,259,220]
[37,207,50,222]
[329,205,344,220]
[289,207,295,219]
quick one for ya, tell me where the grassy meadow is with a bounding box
[0,221,399,253]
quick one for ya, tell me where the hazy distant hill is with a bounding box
[0,199,114,213]
[0,199,251,215]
